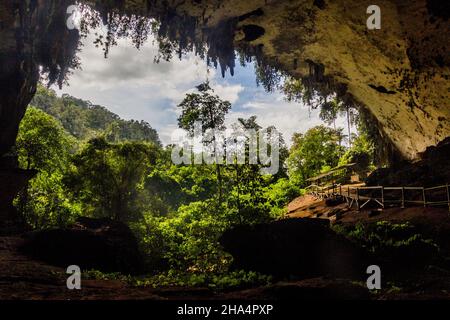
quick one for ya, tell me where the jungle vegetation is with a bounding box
[15,82,374,287]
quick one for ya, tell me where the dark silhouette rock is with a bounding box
[366,137,450,187]
[219,218,367,279]
[20,217,144,275]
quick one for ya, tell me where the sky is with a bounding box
[55,32,349,146]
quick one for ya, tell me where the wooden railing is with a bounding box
[306,184,450,212]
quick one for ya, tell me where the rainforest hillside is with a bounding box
[31,85,161,146]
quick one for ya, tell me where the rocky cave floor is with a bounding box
[0,235,370,300]
[1,196,450,300]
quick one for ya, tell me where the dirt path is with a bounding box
[286,192,450,225]
[286,194,349,220]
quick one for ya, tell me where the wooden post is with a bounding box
[381,186,384,208]
[356,188,360,211]
[401,187,405,208]
[348,186,350,197]
[339,185,342,197]
[422,187,427,207]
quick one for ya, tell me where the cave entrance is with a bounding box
[50,19,354,150]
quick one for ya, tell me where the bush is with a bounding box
[131,269,273,291]
[135,200,232,273]
[333,221,440,267]
[264,178,303,216]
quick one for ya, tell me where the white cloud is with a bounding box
[56,32,219,143]
[225,91,350,146]
[54,29,345,146]
[211,83,244,104]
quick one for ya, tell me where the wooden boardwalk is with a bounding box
[306,183,450,212]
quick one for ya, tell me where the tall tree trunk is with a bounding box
[18,155,32,224]
[209,109,223,202]
[216,162,222,201]
[235,163,243,224]
[212,133,222,201]
[347,106,352,148]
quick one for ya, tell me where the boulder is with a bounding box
[219,218,367,279]
[20,217,144,275]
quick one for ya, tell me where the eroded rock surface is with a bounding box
[366,136,450,186]
[0,0,449,161]
[88,0,449,160]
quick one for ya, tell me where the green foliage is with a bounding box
[177,81,231,201]
[333,221,439,256]
[82,268,273,291]
[17,75,386,292]
[15,107,80,228]
[133,200,232,272]
[282,78,305,103]
[338,132,375,175]
[16,106,76,171]
[177,81,231,135]
[162,201,230,271]
[65,137,159,222]
[225,163,270,224]
[21,88,297,278]
[132,270,273,291]
[31,84,161,145]
[319,98,340,129]
[23,171,82,228]
[287,125,345,186]
[84,269,129,281]
[263,178,304,216]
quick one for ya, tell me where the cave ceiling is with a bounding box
[0,0,449,160]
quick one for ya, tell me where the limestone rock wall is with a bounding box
[144,0,449,160]
[0,0,448,161]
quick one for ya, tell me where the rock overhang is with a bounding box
[0,0,449,162]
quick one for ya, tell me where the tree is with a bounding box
[16,107,74,171]
[31,84,161,145]
[318,97,359,148]
[237,115,261,131]
[287,125,344,186]
[223,117,287,224]
[338,132,375,177]
[281,78,359,149]
[15,106,78,227]
[66,137,159,222]
[177,81,231,200]
[339,103,358,148]
[319,98,340,130]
